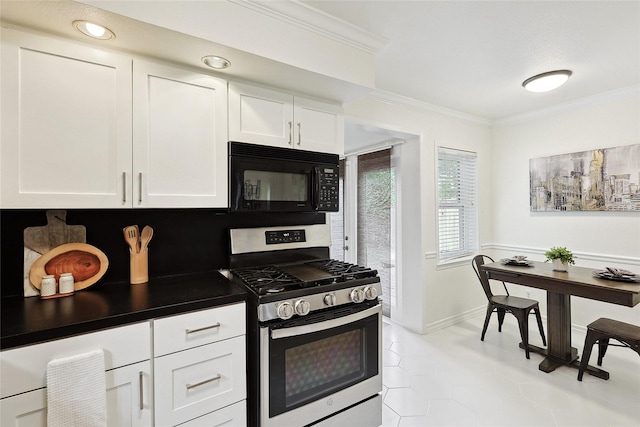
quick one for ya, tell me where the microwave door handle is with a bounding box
[312,167,321,210]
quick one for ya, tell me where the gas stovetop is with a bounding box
[231,259,381,322]
[229,224,382,322]
[232,259,378,296]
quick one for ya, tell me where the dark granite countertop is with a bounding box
[1,271,246,350]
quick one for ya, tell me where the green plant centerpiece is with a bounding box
[545,246,575,272]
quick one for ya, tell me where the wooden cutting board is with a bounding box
[23,210,86,297]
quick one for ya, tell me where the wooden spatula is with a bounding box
[123,225,139,253]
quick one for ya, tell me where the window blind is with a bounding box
[437,147,478,261]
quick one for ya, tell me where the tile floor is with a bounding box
[381,315,640,427]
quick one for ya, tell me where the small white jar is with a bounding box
[59,273,75,294]
[41,275,56,297]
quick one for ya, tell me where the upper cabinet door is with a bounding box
[293,97,344,155]
[133,60,228,208]
[228,82,294,149]
[0,29,133,208]
[228,81,344,155]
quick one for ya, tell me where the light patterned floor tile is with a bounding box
[381,315,640,427]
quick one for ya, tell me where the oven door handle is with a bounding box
[270,303,381,340]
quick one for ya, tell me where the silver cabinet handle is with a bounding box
[138,172,143,204]
[297,122,301,145]
[288,121,293,145]
[185,322,221,335]
[139,371,144,411]
[122,172,127,203]
[186,373,221,390]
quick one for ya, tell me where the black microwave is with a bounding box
[229,141,340,212]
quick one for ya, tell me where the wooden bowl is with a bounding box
[29,243,109,291]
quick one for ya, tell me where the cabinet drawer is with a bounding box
[153,303,245,356]
[154,336,246,426]
[179,400,246,427]
[0,322,150,399]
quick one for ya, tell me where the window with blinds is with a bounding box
[437,147,478,262]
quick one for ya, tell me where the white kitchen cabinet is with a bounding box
[229,81,344,155]
[0,322,152,426]
[132,60,228,208]
[0,28,133,208]
[153,303,247,427]
[1,28,229,209]
[179,400,246,427]
[0,360,152,427]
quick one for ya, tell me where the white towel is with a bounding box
[47,349,107,427]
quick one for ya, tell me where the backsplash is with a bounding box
[1,209,325,297]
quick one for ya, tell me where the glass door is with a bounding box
[357,149,395,318]
[330,150,397,318]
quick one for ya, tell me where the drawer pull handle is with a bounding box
[185,322,221,335]
[186,373,221,390]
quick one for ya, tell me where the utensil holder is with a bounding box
[130,251,149,284]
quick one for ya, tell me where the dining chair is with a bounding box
[577,317,640,381]
[472,254,546,359]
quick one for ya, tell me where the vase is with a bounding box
[552,259,568,272]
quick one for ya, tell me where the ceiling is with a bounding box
[301,0,640,120]
[1,1,638,124]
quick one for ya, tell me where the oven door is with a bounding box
[260,302,382,427]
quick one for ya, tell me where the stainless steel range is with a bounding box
[229,224,382,427]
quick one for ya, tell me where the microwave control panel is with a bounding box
[317,167,339,211]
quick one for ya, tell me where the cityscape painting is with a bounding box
[530,144,640,212]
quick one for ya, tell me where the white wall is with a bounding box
[345,95,493,333]
[491,88,640,328]
[347,88,640,334]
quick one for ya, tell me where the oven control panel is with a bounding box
[265,229,306,245]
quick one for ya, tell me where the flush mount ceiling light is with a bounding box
[73,20,115,40]
[522,70,572,93]
[202,55,231,70]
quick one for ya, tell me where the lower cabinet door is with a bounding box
[106,360,153,427]
[0,360,152,427]
[154,336,246,426]
[179,400,247,427]
[0,387,47,426]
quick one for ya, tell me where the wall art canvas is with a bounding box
[530,143,640,212]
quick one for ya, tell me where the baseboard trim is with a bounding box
[424,305,486,334]
[424,306,590,337]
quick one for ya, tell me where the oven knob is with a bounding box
[350,288,365,303]
[323,293,337,306]
[277,302,294,320]
[295,299,311,316]
[364,286,378,300]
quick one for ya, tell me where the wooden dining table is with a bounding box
[481,260,640,379]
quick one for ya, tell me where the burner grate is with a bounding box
[231,266,304,295]
[307,260,378,281]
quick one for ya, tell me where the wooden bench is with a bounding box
[577,318,640,381]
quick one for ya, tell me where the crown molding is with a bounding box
[229,0,388,55]
[495,85,640,126]
[368,90,492,126]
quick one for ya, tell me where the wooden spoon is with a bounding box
[140,226,153,252]
[123,225,139,253]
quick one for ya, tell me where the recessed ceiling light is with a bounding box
[73,20,115,40]
[202,56,231,70]
[522,70,572,93]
